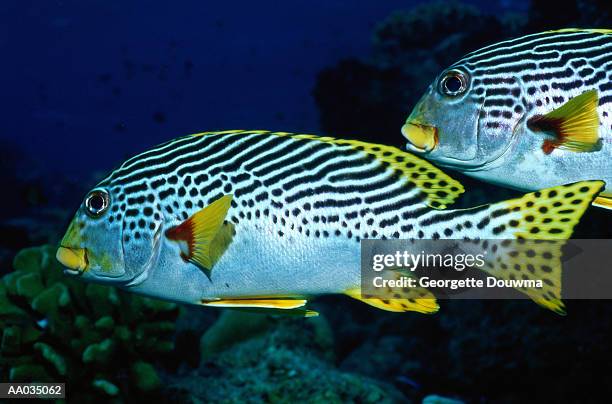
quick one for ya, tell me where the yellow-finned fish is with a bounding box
[402,29,612,209]
[56,130,603,316]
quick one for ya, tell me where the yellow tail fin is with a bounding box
[479,180,604,314]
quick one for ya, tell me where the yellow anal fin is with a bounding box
[527,89,602,154]
[593,193,612,210]
[165,194,234,278]
[345,270,438,314]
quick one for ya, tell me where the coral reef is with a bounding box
[0,245,179,402]
[199,310,275,361]
[165,311,408,403]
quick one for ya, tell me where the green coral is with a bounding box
[0,245,179,402]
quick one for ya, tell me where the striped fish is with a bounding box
[402,29,612,209]
[55,130,603,315]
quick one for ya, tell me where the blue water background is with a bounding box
[0,0,526,180]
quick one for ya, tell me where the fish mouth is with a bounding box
[402,121,438,153]
[56,246,88,275]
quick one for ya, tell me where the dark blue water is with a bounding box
[1,0,525,179]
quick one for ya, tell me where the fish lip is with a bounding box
[56,245,88,274]
[402,121,438,153]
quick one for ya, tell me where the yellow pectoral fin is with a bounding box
[165,194,234,277]
[528,89,602,154]
[209,223,235,265]
[593,193,612,210]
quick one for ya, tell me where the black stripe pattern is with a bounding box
[97,130,466,244]
[447,29,612,133]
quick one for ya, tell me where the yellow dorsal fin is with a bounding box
[189,130,464,209]
[546,28,612,35]
[345,269,439,314]
[527,90,601,154]
[165,194,234,277]
[290,134,464,209]
[481,181,605,314]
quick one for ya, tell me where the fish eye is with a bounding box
[438,69,469,97]
[84,189,110,217]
